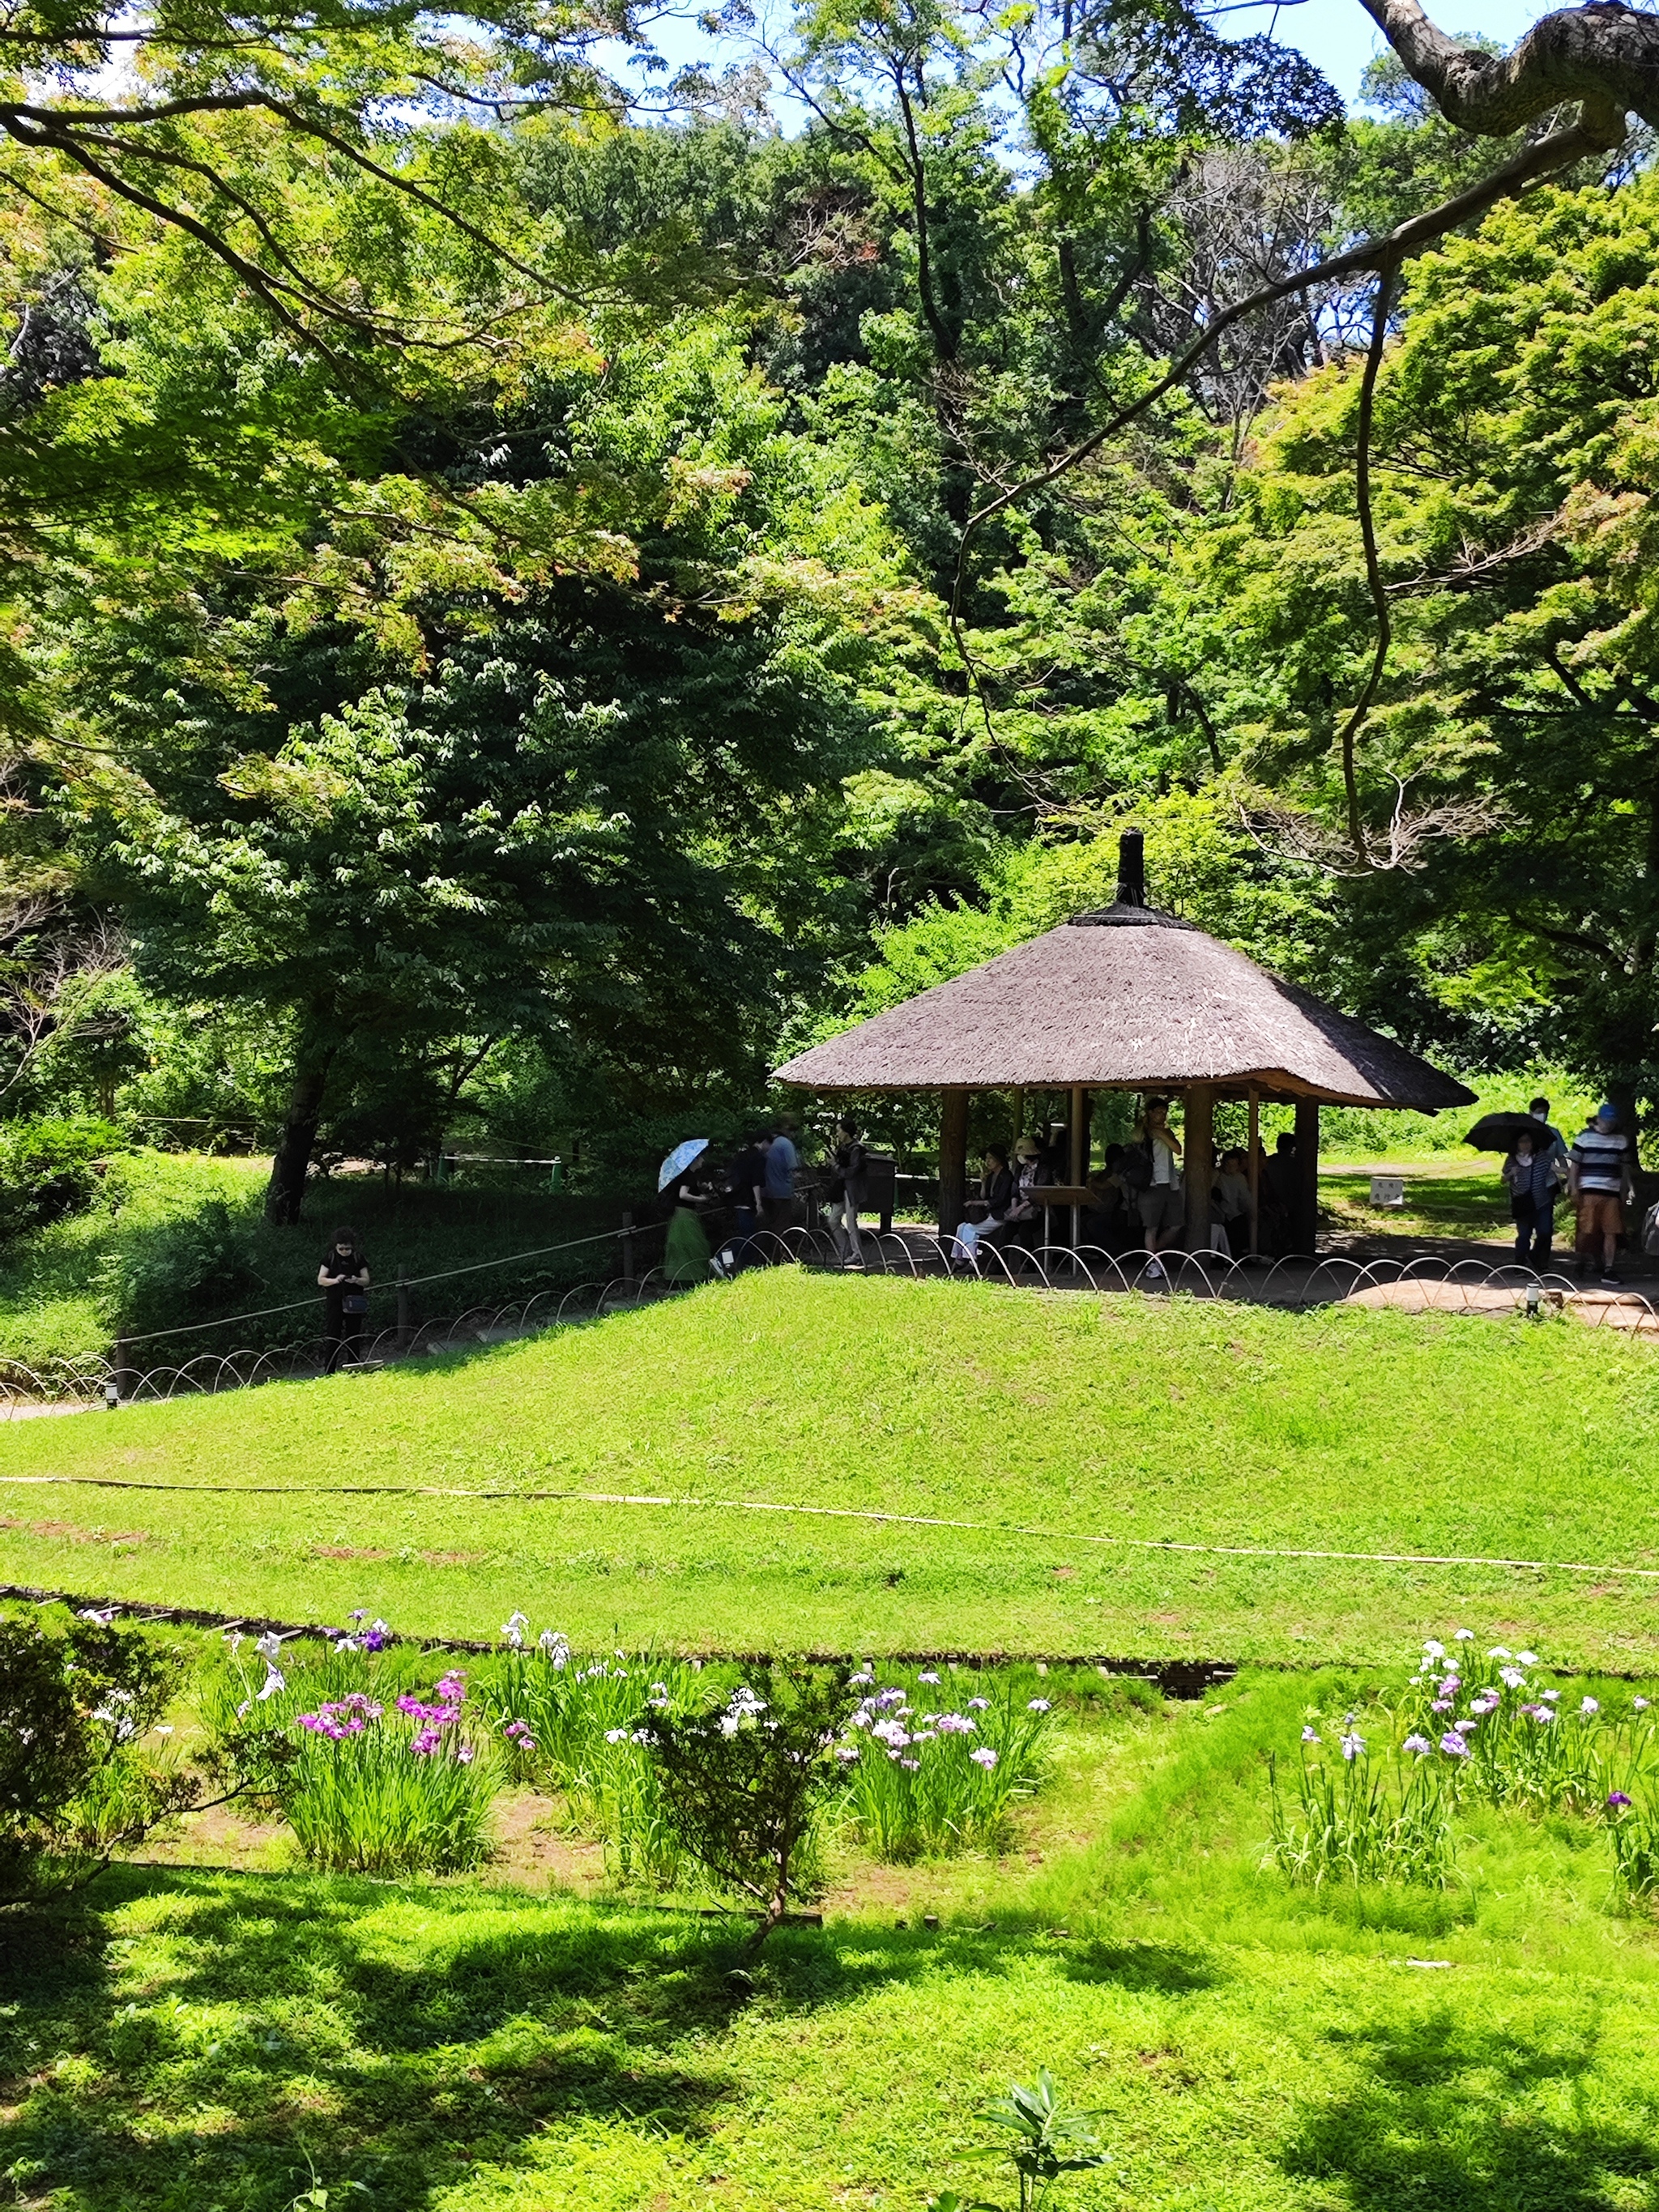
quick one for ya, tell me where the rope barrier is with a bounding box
[111,1224,642,1345]
[394,1225,636,1291]
[3,1470,1657,1583]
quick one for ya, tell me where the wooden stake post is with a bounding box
[1184,1084,1215,1253]
[1293,1099,1321,1256]
[1069,1084,1088,1261]
[938,1090,970,1242]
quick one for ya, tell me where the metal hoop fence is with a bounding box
[0,1218,1649,1416]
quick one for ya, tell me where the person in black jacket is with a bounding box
[825,1117,870,1268]
[318,1226,370,1373]
[952,1144,1017,1264]
[718,1134,770,1273]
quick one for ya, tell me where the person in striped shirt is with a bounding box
[1569,1103,1635,1287]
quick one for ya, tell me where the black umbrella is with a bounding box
[1464,1111,1543,1153]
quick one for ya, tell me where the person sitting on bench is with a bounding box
[953,1144,1017,1263]
[1001,1135,1052,1267]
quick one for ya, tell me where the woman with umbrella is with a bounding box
[1468,1099,1569,1262]
[659,1139,714,1286]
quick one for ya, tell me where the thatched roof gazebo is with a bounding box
[775,833,1474,1255]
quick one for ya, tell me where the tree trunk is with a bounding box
[265,1048,335,1225]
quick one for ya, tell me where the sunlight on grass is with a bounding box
[2,1270,1659,1664]
[7,1664,1659,2211]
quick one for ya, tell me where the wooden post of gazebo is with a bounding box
[1185,1084,1214,1252]
[1293,1098,1320,1255]
[938,1089,969,1241]
[1069,1084,1088,1259]
[1247,1086,1261,1256]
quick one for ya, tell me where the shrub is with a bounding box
[0,1115,122,1242]
[636,1665,859,1952]
[98,1196,267,1336]
[839,1669,1056,1861]
[0,1610,197,1900]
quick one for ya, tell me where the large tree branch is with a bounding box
[1335,262,1397,868]
[1358,0,1659,134]
[893,62,955,364]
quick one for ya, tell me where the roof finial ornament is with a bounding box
[1116,829,1145,909]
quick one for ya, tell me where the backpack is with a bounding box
[1120,1142,1154,1193]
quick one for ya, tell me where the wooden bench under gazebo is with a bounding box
[774,833,1474,1257]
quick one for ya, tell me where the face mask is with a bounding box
[1531,1110,1547,1121]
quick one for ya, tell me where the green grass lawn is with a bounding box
[4,1269,1659,1667]
[8,1664,1659,2212]
[1319,1163,1516,1247]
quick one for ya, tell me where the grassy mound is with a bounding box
[2,1269,1657,1664]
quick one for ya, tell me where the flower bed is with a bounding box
[214,1632,495,1874]
[1269,1627,1659,1899]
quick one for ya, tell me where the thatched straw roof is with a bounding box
[775,901,1475,1110]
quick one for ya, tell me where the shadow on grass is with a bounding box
[2,1871,745,2211]
[1058,1937,1222,1993]
[1282,2005,1658,2212]
[0,1867,1060,2212]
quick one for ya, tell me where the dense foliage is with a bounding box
[0,0,1653,1217]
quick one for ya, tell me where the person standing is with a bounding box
[1502,1129,1556,1262]
[720,1132,770,1272]
[1081,1147,1130,1253]
[761,1114,801,1242]
[825,1117,869,1268]
[663,1161,713,1286]
[1569,1102,1635,1287]
[1129,1097,1183,1277]
[1214,1148,1254,1259]
[1524,1095,1571,1259]
[1264,1132,1299,1257]
[318,1226,369,1374]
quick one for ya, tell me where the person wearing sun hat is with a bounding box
[1569,1102,1635,1288]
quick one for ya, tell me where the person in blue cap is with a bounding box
[1569,1102,1635,1287]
